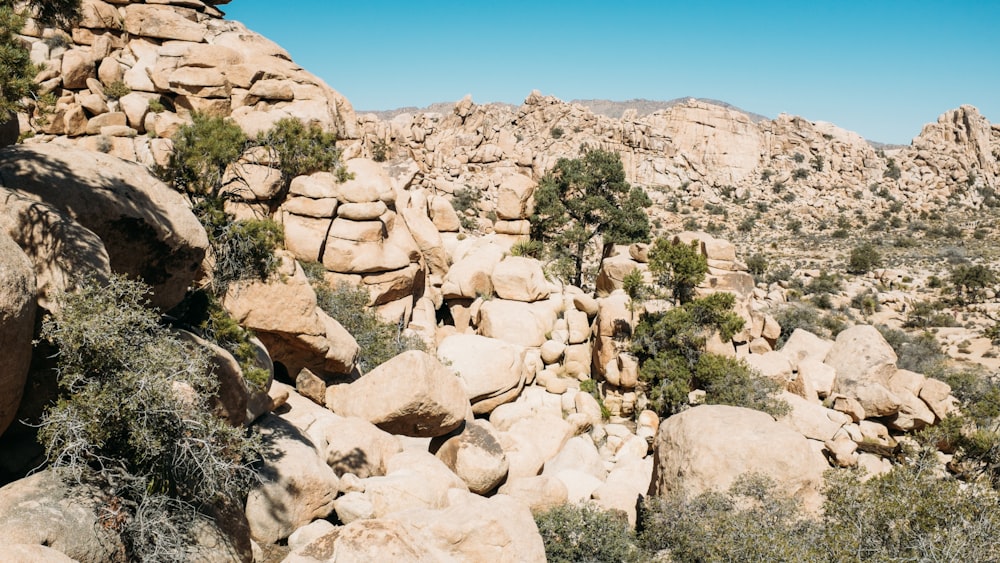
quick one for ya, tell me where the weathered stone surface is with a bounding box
[284,519,450,563]
[496,173,536,220]
[437,334,528,414]
[245,414,339,544]
[497,475,568,515]
[650,405,828,512]
[0,233,35,437]
[124,4,205,42]
[323,416,402,479]
[477,299,556,348]
[432,420,509,494]
[826,324,898,392]
[0,470,126,561]
[0,144,207,311]
[491,256,550,302]
[441,242,505,299]
[327,350,468,437]
[363,450,468,517]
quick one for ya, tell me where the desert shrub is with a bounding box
[876,325,947,374]
[103,79,131,100]
[765,263,794,285]
[371,138,390,162]
[822,459,1000,562]
[37,274,260,560]
[630,293,786,417]
[305,267,424,372]
[535,503,642,563]
[792,168,810,180]
[195,198,284,295]
[792,152,805,163]
[738,215,756,232]
[147,97,165,113]
[746,253,768,278]
[510,239,544,259]
[451,186,482,230]
[256,117,343,180]
[647,237,707,304]
[950,263,997,304]
[774,304,826,346]
[162,112,248,197]
[811,154,824,172]
[549,126,564,139]
[903,299,957,329]
[884,157,902,180]
[787,218,803,233]
[804,270,843,295]
[850,289,880,315]
[640,474,822,562]
[847,241,883,274]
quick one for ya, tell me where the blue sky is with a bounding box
[223,1,999,144]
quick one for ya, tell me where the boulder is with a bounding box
[649,405,829,512]
[432,420,509,495]
[437,334,528,414]
[245,414,339,544]
[283,519,450,563]
[541,435,606,482]
[777,392,851,441]
[490,257,550,302]
[497,475,569,515]
[0,470,126,562]
[779,329,833,367]
[441,243,505,299]
[123,4,205,42]
[825,324,898,392]
[476,299,556,348]
[388,491,546,563]
[326,350,468,437]
[0,233,36,437]
[363,450,468,517]
[323,416,402,479]
[0,145,208,311]
[496,173,536,220]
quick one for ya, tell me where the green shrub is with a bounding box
[162,112,248,197]
[305,268,424,372]
[103,79,131,100]
[195,199,284,295]
[510,239,544,259]
[37,274,260,560]
[903,299,957,329]
[792,152,805,163]
[949,263,997,304]
[640,474,821,562]
[451,186,482,230]
[746,253,768,278]
[549,126,564,139]
[804,270,843,295]
[256,117,343,180]
[876,325,947,374]
[847,241,883,274]
[535,503,642,563]
[647,237,708,304]
[787,218,803,233]
[792,167,810,180]
[147,97,166,113]
[850,289,880,316]
[371,138,390,162]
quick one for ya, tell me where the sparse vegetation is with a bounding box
[535,503,642,563]
[847,241,883,274]
[103,79,131,100]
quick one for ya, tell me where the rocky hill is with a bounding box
[0,1,999,561]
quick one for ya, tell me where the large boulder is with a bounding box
[388,491,546,563]
[825,325,902,417]
[322,416,402,479]
[245,414,339,544]
[0,144,208,311]
[0,188,111,312]
[649,405,829,512]
[326,350,468,437]
[476,299,556,348]
[432,420,509,495]
[437,334,529,414]
[283,518,452,563]
[490,256,550,302]
[0,470,126,562]
[362,450,469,518]
[0,233,35,437]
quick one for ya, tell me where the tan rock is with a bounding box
[0,233,35,437]
[777,392,850,441]
[650,405,829,513]
[124,4,205,43]
[491,256,550,302]
[0,145,206,311]
[826,324,898,393]
[245,414,339,544]
[441,242,505,299]
[61,49,95,89]
[327,350,468,437]
[336,158,396,203]
[919,378,956,420]
[323,416,402,479]
[433,420,509,494]
[337,201,388,221]
[498,475,569,515]
[84,111,126,134]
[478,299,556,348]
[285,518,449,562]
[437,333,527,414]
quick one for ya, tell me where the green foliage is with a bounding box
[949,263,997,304]
[255,117,342,180]
[305,268,424,373]
[529,148,651,287]
[792,167,810,180]
[885,157,902,180]
[535,503,642,563]
[163,112,249,197]
[147,98,166,113]
[746,253,768,277]
[640,474,822,562]
[647,238,707,304]
[0,7,36,118]
[876,325,947,374]
[195,198,284,295]
[792,152,805,163]
[451,186,482,231]
[850,289,880,316]
[902,299,957,328]
[37,274,260,560]
[509,239,544,259]
[622,268,646,304]
[822,461,1000,562]
[103,79,131,100]
[804,270,842,296]
[371,138,390,162]
[630,293,782,417]
[847,241,883,274]
[549,126,564,139]
[811,154,824,172]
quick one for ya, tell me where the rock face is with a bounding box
[436,334,529,414]
[0,144,208,311]
[0,470,126,562]
[649,405,829,512]
[326,350,468,437]
[0,233,35,437]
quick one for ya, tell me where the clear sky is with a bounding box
[222,1,999,145]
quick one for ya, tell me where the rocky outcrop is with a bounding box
[0,144,207,311]
[0,233,36,437]
[20,0,357,164]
